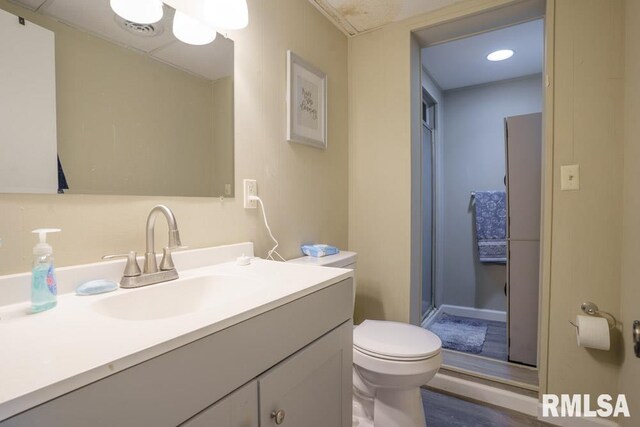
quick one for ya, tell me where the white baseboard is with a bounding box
[439,304,507,322]
[428,372,539,417]
[537,405,620,427]
[427,373,620,427]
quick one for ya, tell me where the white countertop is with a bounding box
[0,250,352,421]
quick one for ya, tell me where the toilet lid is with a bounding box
[353,320,442,360]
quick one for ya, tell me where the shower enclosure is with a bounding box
[421,89,437,319]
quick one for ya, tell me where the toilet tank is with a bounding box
[288,251,357,270]
[288,251,357,309]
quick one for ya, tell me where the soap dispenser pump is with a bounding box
[31,228,61,313]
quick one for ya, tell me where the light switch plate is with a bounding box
[561,164,580,190]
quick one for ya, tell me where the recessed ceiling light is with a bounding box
[487,49,515,61]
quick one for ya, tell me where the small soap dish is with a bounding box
[301,244,339,258]
[76,280,119,296]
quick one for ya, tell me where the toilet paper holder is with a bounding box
[568,301,617,330]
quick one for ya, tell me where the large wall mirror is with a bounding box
[0,0,234,197]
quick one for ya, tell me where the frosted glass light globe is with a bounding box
[110,0,163,24]
[173,10,217,46]
[203,0,249,30]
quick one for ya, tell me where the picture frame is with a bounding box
[286,50,327,149]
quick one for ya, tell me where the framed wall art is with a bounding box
[286,50,327,149]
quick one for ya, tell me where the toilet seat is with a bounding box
[353,346,442,377]
[353,320,442,361]
[354,345,437,362]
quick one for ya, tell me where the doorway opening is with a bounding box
[413,5,545,391]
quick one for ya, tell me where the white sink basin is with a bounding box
[92,275,263,321]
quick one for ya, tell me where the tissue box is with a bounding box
[301,244,339,257]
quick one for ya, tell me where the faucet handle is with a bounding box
[159,247,176,271]
[102,251,142,277]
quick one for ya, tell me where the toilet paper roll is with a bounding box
[575,315,610,350]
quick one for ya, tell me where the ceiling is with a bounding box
[422,19,544,90]
[309,0,464,36]
[9,0,233,81]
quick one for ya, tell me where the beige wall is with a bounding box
[349,0,628,400]
[0,0,348,274]
[619,0,640,423]
[349,22,412,323]
[546,0,624,397]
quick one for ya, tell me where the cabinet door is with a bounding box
[508,240,540,366]
[505,112,542,240]
[259,322,352,427]
[181,381,257,427]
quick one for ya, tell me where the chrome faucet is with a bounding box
[144,204,182,274]
[103,205,184,288]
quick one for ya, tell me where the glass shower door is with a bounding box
[421,92,436,320]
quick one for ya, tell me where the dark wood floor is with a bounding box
[477,318,507,361]
[422,388,553,427]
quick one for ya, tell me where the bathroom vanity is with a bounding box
[0,243,353,426]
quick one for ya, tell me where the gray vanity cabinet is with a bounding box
[1,280,353,427]
[183,321,352,427]
[181,381,258,427]
[258,322,352,427]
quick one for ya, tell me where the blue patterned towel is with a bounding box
[473,191,507,263]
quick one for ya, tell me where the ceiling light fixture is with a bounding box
[173,10,217,45]
[203,0,249,30]
[487,49,515,61]
[112,0,250,46]
[110,0,164,25]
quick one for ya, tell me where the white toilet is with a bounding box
[289,251,442,427]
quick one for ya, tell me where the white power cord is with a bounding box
[249,195,286,261]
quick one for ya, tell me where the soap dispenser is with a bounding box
[31,228,61,313]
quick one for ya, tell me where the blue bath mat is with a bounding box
[428,314,488,354]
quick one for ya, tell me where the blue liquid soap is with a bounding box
[30,228,61,313]
[31,259,57,313]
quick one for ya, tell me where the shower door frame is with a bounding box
[420,88,437,322]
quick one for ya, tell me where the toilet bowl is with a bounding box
[352,320,442,427]
[289,252,443,427]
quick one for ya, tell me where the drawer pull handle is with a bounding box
[271,409,286,424]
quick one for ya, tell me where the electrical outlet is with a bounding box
[243,179,257,208]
